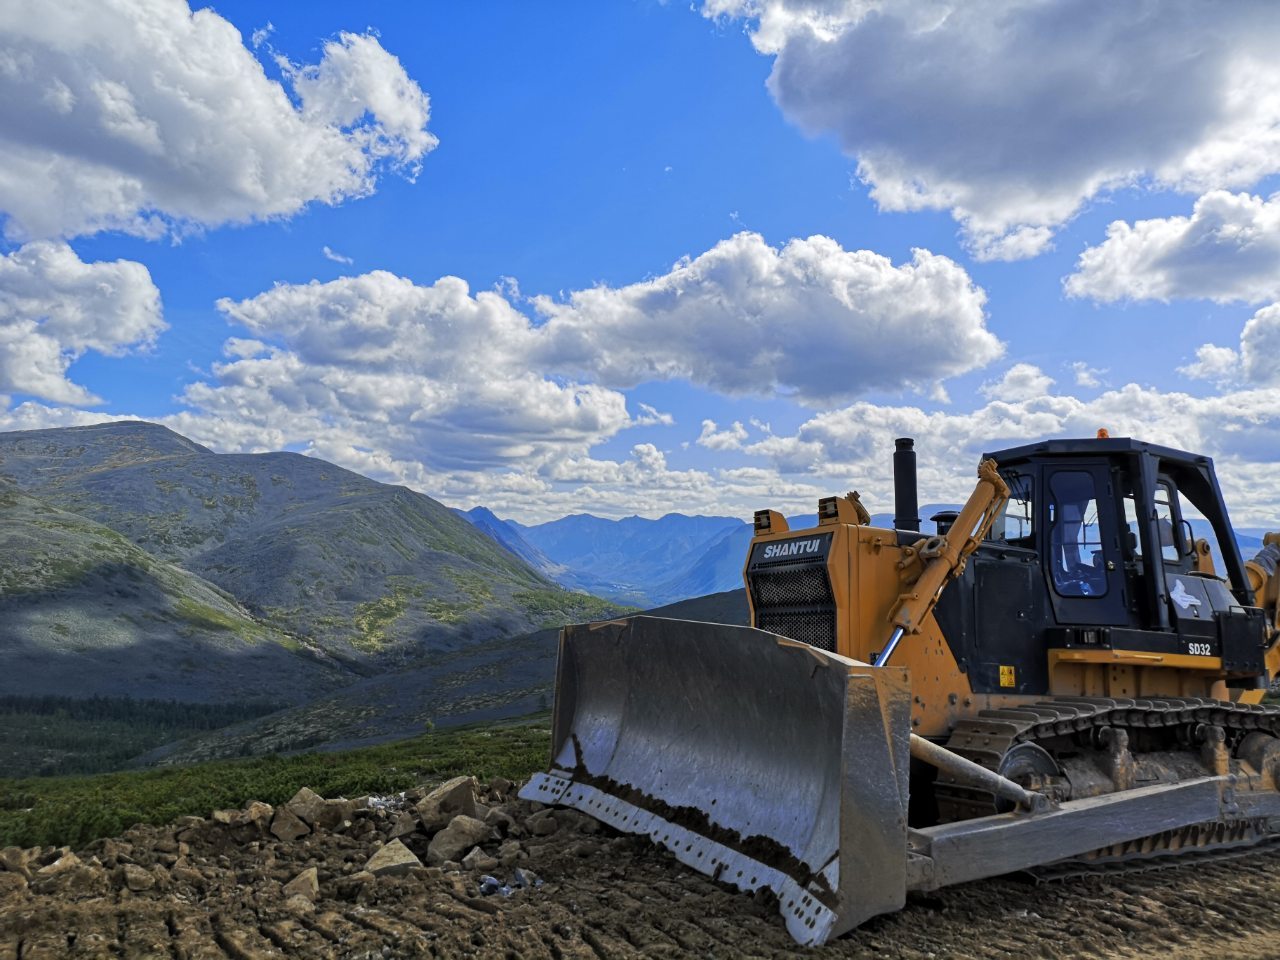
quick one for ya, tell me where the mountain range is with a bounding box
[456,503,970,607]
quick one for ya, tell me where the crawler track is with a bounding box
[938,696,1280,828]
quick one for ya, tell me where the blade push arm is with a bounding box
[876,459,1010,665]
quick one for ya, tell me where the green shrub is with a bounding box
[0,717,550,850]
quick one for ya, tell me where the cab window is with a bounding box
[1153,482,1183,562]
[993,471,1035,546]
[1048,471,1108,597]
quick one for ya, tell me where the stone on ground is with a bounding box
[270,806,310,842]
[427,815,491,865]
[415,776,478,832]
[286,787,355,831]
[364,839,421,878]
[461,846,499,872]
[282,867,319,901]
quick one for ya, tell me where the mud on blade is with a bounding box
[520,616,912,946]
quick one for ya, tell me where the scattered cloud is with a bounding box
[0,241,163,404]
[979,363,1054,403]
[704,1,1280,260]
[322,245,354,265]
[634,403,675,426]
[1179,343,1241,386]
[1066,191,1280,304]
[203,272,633,472]
[250,21,274,48]
[162,230,996,481]
[697,419,749,450]
[1070,361,1104,389]
[0,1,436,241]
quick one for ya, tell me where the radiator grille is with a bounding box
[755,610,837,652]
[747,534,837,654]
[750,565,833,607]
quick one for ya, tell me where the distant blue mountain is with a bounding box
[454,506,562,578]
[458,504,968,608]
[512,513,747,606]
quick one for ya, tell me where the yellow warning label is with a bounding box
[999,665,1016,688]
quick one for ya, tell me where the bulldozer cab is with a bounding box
[971,437,1268,694]
[985,437,1252,622]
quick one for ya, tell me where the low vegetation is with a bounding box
[0,715,550,850]
[0,695,282,778]
[515,588,634,628]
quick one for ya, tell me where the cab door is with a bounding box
[1042,464,1128,626]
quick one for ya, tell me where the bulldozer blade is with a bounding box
[519,616,912,946]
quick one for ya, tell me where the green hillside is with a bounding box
[0,480,347,706]
[0,421,620,659]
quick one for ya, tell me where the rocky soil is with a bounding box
[4,777,1280,959]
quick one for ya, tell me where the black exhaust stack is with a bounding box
[893,437,920,533]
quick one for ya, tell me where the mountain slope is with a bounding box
[0,422,617,659]
[0,480,346,704]
[133,588,749,765]
[455,506,564,579]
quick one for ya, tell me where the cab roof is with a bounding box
[983,436,1212,470]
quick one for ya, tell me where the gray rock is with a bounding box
[461,846,499,872]
[121,863,155,892]
[243,801,274,824]
[415,776,477,833]
[270,806,310,842]
[388,811,418,840]
[427,815,491,865]
[0,847,31,881]
[283,866,319,901]
[287,787,355,831]
[284,893,316,915]
[35,851,80,876]
[364,839,421,878]
[527,810,559,837]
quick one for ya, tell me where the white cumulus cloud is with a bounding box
[705,1,1280,260]
[204,271,631,472]
[0,0,436,241]
[1180,304,1280,387]
[0,241,163,404]
[1071,361,1104,388]
[534,232,1000,403]
[979,363,1055,403]
[736,377,1280,528]
[1066,191,1280,304]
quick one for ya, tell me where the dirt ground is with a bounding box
[3,779,1280,960]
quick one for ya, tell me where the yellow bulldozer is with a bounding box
[522,435,1280,946]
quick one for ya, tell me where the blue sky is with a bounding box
[4,1,1280,523]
